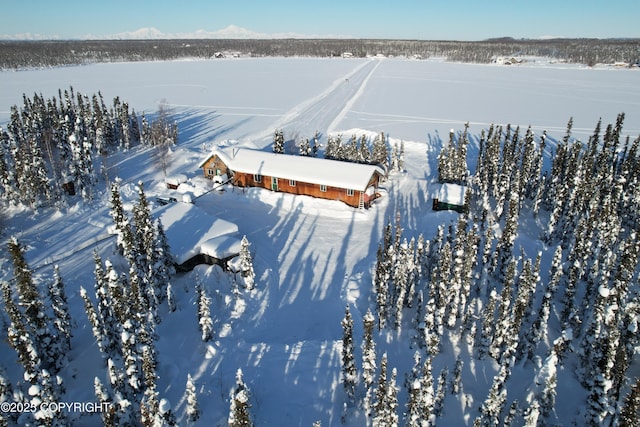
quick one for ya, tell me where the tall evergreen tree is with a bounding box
[620,377,640,427]
[273,128,285,154]
[185,374,200,422]
[362,309,377,415]
[341,305,357,407]
[48,265,72,366]
[239,235,256,291]
[196,282,214,342]
[229,369,253,427]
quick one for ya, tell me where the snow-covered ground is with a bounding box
[1,57,639,425]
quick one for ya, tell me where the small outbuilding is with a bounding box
[432,183,468,213]
[165,174,187,190]
[155,202,241,271]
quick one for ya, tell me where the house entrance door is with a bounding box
[271,177,278,191]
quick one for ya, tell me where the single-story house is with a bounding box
[155,202,241,271]
[432,183,468,213]
[199,147,385,209]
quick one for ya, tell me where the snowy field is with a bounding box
[1,57,639,425]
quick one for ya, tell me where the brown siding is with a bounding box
[202,155,230,178]
[232,171,365,207]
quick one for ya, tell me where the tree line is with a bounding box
[272,128,405,174]
[339,114,640,425]
[0,87,177,209]
[1,38,638,69]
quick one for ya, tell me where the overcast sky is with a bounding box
[3,0,639,40]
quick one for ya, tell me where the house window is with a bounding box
[289,179,296,187]
[254,174,262,183]
[320,184,327,192]
[347,189,354,196]
[207,169,215,176]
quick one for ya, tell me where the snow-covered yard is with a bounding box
[1,57,639,425]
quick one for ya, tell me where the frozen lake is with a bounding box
[2,57,639,146]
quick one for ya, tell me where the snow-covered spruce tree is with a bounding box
[513,257,539,361]
[94,376,118,427]
[80,287,107,355]
[372,132,389,172]
[48,265,72,357]
[311,131,320,157]
[432,240,452,349]
[109,179,135,259]
[433,367,449,417]
[451,355,463,395]
[68,124,96,201]
[196,282,214,342]
[153,218,174,304]
[392,239,412,329]
[414,354,435,426]
[272,128,285,154]
[120,318,141,398]
[493,193,519,279]
[30,368,68,427]
[344,134,359,162]
[529,246,563,357]
[356,134,370,164]
[239,235,256,291]
[490,258,517,361]
[437,124,469,184]
[361,309,377,415]
[372,353,398,427]
[372,353,388,424]
[229,368,253,427]
[299,137,312,156]
[324,135,339,160]
[2,281,41,382]
[140,345,161,427]
[185,374,200,422]
[537,348,559,421]
[7,237,59,373]
[373,243,390,330]
[404,351,425,427]
[477,364,510,427]
[341,305,357,408]
[133,181,162,319]
[476,289,498,360]
[619,377,640,427]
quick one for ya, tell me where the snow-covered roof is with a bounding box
[202,147,385,191]
[200,235,242,260]
[436,183,467,206]
[165,174,187,186]
[155,202,238,265]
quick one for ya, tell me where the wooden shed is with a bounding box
[200,147,385,208]
[432,183,468,213]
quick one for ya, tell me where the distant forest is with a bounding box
[1,38,638,69]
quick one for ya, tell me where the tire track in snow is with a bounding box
[244,59,380,147]
[327,59,381,134]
